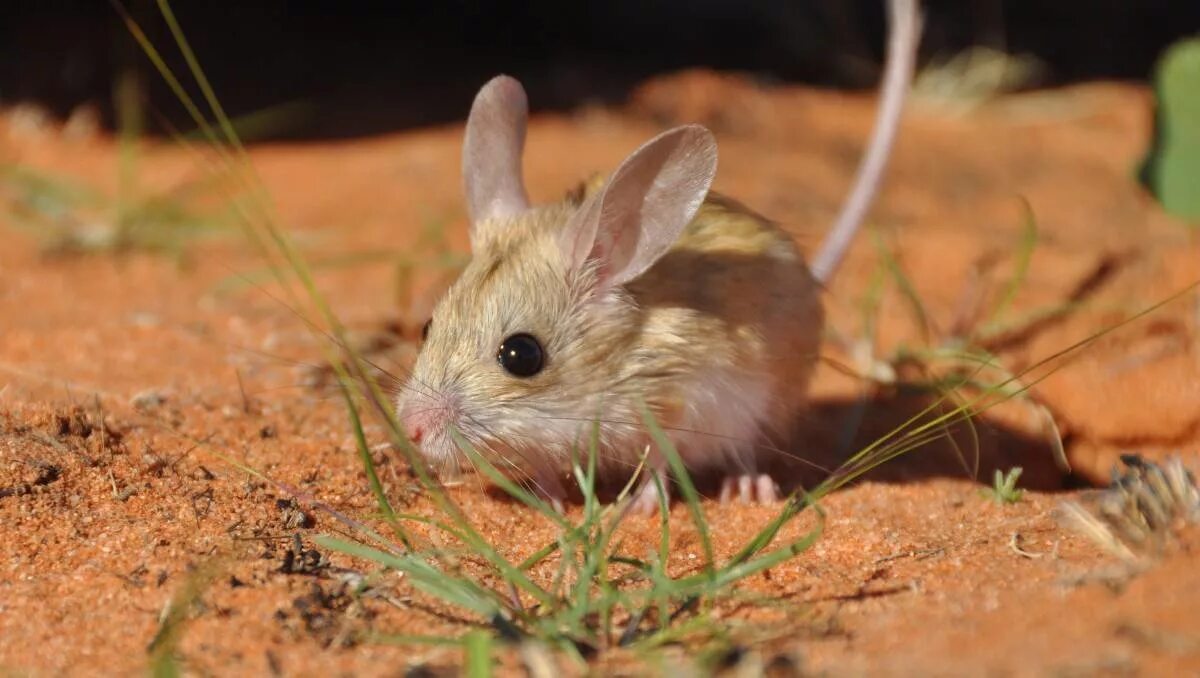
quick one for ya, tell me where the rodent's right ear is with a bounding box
[559,125,718,289]
[462,75,531,246]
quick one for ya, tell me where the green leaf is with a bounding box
[1139,36,1200,223]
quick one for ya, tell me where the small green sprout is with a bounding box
[982,467,1025,504]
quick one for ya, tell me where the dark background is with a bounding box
[2,1,1198,140]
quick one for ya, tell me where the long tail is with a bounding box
[809,0,924,284]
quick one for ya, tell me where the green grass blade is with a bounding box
[463,630,494,678]
[338,379,409,547]
[452,430,570,530]
[316,536,503,618]
[872,227,934,341]
[709,508,824,589]
[518,540,561,571]
[154,0,241,161]
[638,401,714,578]
[982,196,1038,329]
[110,1,225,152]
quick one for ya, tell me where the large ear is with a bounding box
[559,124,717,288]
[462,75,531,242]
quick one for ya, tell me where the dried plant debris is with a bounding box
[0,461,61,499]
[279,534,328,576]
[1057,454,1200,565]
[276,497,314,530]
[49,406,126,454]
[274,581,372,648]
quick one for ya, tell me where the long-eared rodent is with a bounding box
[395,0,923,512]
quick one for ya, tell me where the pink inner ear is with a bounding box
[559,125,718,288]
[462,75,531,238]
[560,189,605,276]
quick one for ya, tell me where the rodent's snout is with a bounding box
[396,389,460,453]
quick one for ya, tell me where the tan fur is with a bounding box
[396,184,822,490]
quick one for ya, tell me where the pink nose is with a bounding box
[398,396,452,447]
[399,407,428,444]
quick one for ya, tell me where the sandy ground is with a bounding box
[1,71,1199,675]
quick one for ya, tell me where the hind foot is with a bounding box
[718,473,780,504]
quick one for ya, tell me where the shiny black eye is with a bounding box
[421,319,432,342]
[497,333,544,377]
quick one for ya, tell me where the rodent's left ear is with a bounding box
[560,125,717,288]
[462,75,531,246]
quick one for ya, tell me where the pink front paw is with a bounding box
[629,469,670,516]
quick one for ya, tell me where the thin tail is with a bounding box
[810,0,924,284]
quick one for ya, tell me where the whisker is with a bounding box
[530,413,834,474]
[458,414,565,500]
[212,259,450,406]
[217,342,329,372]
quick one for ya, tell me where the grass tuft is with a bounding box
[0,162,230,259]
[1,55,237,259]
[841,203,1070,478]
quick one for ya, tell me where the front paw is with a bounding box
[628,470,670,516]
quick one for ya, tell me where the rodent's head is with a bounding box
[394,75,717,477]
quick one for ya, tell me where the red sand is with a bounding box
[1,72,1198,675]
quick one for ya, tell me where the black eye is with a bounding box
[497,333,544,377]
[421,319,432,342]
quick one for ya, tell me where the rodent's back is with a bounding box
[613,193,824,470]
